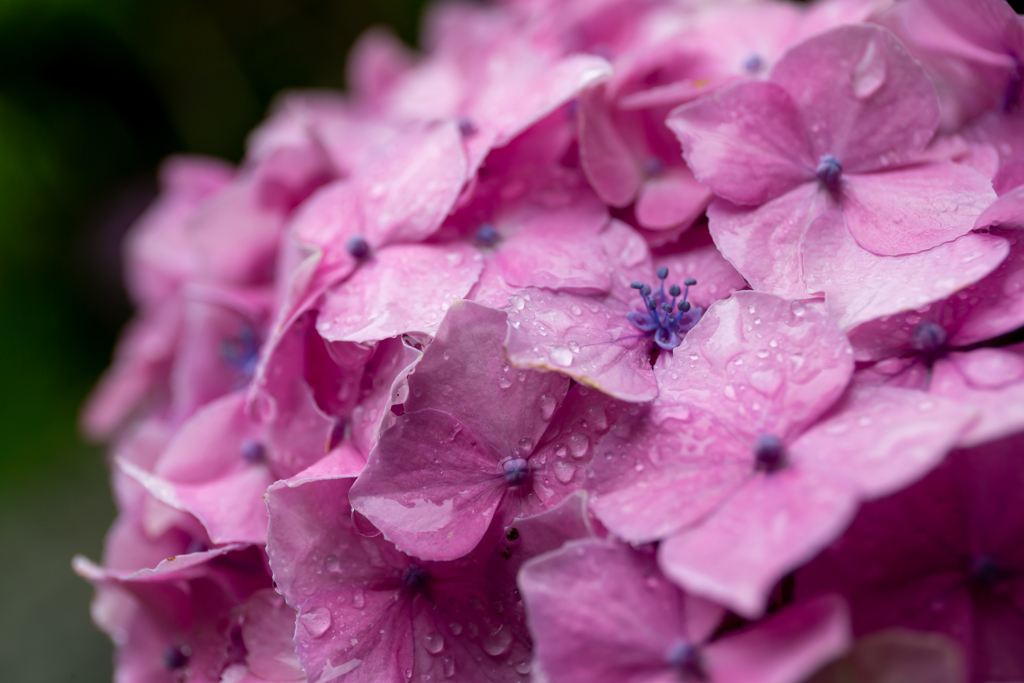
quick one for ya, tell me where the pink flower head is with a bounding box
[350,300,625,560]
[519,537,851,683]
[588,291,974,616]
[265,460,535,683]
[668,24,996,302]
[798,430,1024,683]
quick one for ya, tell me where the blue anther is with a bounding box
[744,54,765,74]
[346,235,370,259]
[754,434,786,473]
[816,154,843,187]
[643,156,665,177]
[503,458,530,486]
[475,223,500,247]
[163,645,191,671]
[626,268,702,351]
[240,440,265,464]
[457,116,477,137]
[401,563,430,592]
[665,641,706,680]
[684,278,697,287]
[910,321,947,354]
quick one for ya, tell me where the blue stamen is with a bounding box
[475,223,500,247]
[910,321,947,354]
[163,645,191,671]
[754,434,786,473]
[346,235,370,259]
[665,641,706,680]
[816,154,842,187]
[744,54,764,74]
[626,268,702,350]
[643,157,665,177]
[503,458,530,486]
[457,116,477,137]
[240,440,265,464]
[401,563,430,592]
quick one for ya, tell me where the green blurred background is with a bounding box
[0,2,426,681]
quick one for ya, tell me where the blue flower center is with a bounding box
[910,321,947,354]
[665,640,706,680]
[969,555,1006,590]
[743,54,764,74]
[240,440,265,464]
[346,235,370,260]
[816,154,842,187]
[402,562,430,592]
[503,458,530,486]
[220,326,260,382]
[475,223,500,247]
[754,434,786,473]
[627,268,702,351]
[163,645,191,671]
[643,156,665,177]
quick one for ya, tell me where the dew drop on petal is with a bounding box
[482,626,513,657]
[424,632,445,655]
[300,607,332,638]
[324,555,341,573]
[568,433,589,458]
[539,394,557,421]
[550,347,574,367]
[514,662,532,675]
[554,461,575,483]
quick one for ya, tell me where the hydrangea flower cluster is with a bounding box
[75,0,1024,681]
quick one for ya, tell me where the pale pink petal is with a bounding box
[770,24,939,172]
[316,243,483,343]
[504,288,658,403]
[349,408,507,561]
[668,80,815,205]
[930,348,1024,446]
[635,166,713,231]
[240,590,304,682]
[802,210,1009,331]
[651,225,748,311]
[705,596,851,683]
[842,163,995,256]
[792,386,973,499]
[659,471,859,617]
[579,84,643,207]
[346,27,417,109]
[658,291,854,442]
[708,184,831,299]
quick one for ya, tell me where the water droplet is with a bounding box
[517,438,533,455]
[554,443,567,457]
[448,622,463,635]
[442,656,456,678]
[570,305,583,316]
[550,347,574,367]
[568,433,589,458]
[300,607,332,638]
[498,375,513,389]
[586,404,607,431]
[514,662,532,675]
[539,394,557,421]
[324,555,341,573]
[482,626,513,657]
[567,340,580,353]
[424,632,444,655]
[553,461,575,483]
[352,589,365,609]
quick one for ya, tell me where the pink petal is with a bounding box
[705,596,851,683]
[802,210,1009,332]
[519,539,723,683]
[349,408,508,561]
[804,630,966,683]
[841,162,995,256]
[241,590,304,682]
[588,406,750,543]
[579,84,643,207]
[667,80,815,205]
[316,243,483,343]
[708,184,832,299]
[651,224,748,311]
[635,166,713,231]
[792,386,973,499]
[930,349,1024,447]
[658,470,859,617]
[658,291,854,443]
[402,301,569,461]
[770,24,939,173]
[504,288,658,403]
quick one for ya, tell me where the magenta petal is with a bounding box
[805,630,966,683]
[519,539,723,683]
[651,225,749,311]
[802,210,1009,331]
[579,84,643,207]
[842,163,996,256]
[659,471,859,617]
[241,589,304,681]
[792,387,973,499]
[504,287,658,403]
[659,291,854,442]
[704,596,851,683]
[402,301,570,460]
[667,80,815,205]
[317,243,483,343]
[635,166,713,231]
[770,24,939,172]
[350,408,506,560]
[155,392,258,484]
[708,184,830,299]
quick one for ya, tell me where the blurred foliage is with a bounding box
[0,1,425,681]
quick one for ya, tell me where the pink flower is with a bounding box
[519,537,851,683]
[668,24,995,302]
[798,431,1024,683]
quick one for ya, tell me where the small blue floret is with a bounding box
[401,563,430,592]
[503,458,530,486]
[346,235,370,259]
[626,268,702,351]
[816,154,843,187]
[475,223,500,247]
[910,321,947,354]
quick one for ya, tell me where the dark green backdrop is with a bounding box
[0,2,425,681]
